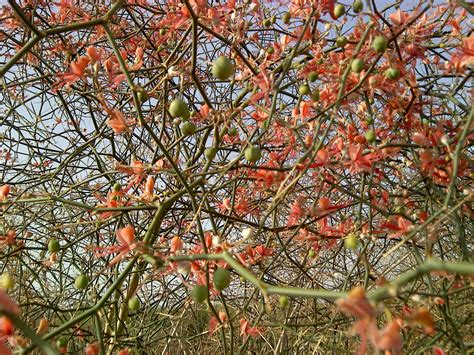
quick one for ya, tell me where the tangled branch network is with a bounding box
[0,0,473,354]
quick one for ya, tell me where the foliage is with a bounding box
[0,0,473,354]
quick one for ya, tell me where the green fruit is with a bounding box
[353,0,363,13]
[266,46,275,55]
[282,12,291,24]
[128,296,140,311]
[373,36,388,53]
[365,130,376,144]
[279,295,289,308]
[244,145,262,163]
[351,58,365,73]
[113,182,122,192]
[385,67,401,80]
[137,89,149,103]
[228,127,238,136]
[0,273,14,290]
[334,4,346,18]
[336,36,348,48]
[308,71,318,82]
[308,249,316,258]
[299,84,310,96]
[204,147,217,161]
[310,89,320,101]
[141,254,164,268]
[48,238,60,253]
[180,121,196,136]
[159,28,167,36]
[74,274,89,290]
[212,56,235,80]
[169,98,190,120]
[263,18,271,27]
[345,233,358,250]
[214,268,231,291]
[56,336,68,349]
[191,285,208,303]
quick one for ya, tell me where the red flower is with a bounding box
[106,109,129,134]
[0,185,9,200]
[345,144,379,174]
[95,225,139,265]
[85,343,100,355]
[389,9,409,26]
[209,311,227,334]
[57,56,90,88]
[239,318,261,338]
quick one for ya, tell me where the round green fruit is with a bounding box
[180,121,196,136]
[298,84,310,96]
[308,71,319,82]
[228,127,238,136]
[336,36,348,48]
[159,28,167,36]
[365,130,376,144]
[191,285,208,303]
[351,58,365,73]
[263,18,271,27]
[214,268,231,291]
[310,89,320,101]
[353,0,363,13]
[344,233,358,250]
[0,273,14,290]
[113,182,122,192]
[74,274,89,290]
[48,238,60,253]
[385,67,401,80]
[212,56,235,80]
[169,98,190,120]
[244,145,262,163]
[128,296,140,311]
[137,89,149,103]
[282,12,291,24]
[56,336,68,349]
[279,295,289,308]
[204,147,217,161]
[373,36,388,53]
[334,4,346,18]
[308,249,316,258]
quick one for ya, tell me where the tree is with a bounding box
[0,0,472,353]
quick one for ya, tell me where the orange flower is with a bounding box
[85,343,100,355]
[106,109,128,134]
[57,56,90,88]
[406,308,435,335]
[318,197,331,210]
[86,46,101,63]
[95,225,139,266]
[170,236,183,253]
[337,286,375,319]
[116,225,135,246]
[36,318,48,334]
[0,316,14,337]
[209,311,227,334]
[389,9,409,26]
[449,34,474,70]
[370,319,403,353]
[0,185,9,200]
[239,318,261,338]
